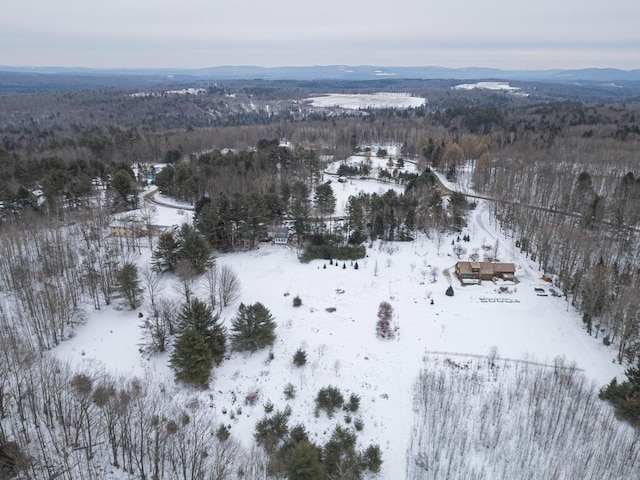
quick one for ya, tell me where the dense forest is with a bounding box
[1,76,640,478]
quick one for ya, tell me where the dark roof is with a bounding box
[456,261,515,276]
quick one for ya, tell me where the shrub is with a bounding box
[244,389,260,406]
[293,295,302,307]
[315,386,344,418]
[0,441,26,478]
[345,393,361,413]
[354,418,364,431]
[376,301,395,340]
[293,348,307,367]
[264,400,274,414]
[283,383,296,400]
[215,424,230,442]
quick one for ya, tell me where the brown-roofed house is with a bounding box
[455,261,515,284]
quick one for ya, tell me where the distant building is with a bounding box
[109,216,144,238]
[273,228,290,245]
[109,215,177,238]
[146,224,179,237]
[455,261,516,284]
[267,226,290,245]
[31,189,46,208]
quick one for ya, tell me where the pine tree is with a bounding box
[169,328,213,387]
[230,302,277,352]
[600,358,640,425]
[115,262,143,309]
[152,231,180,272]
[322,426,360,479]
[285,441,325,480]
[293,348,307,367]
[176,223,212,274]
[177,298,226,364]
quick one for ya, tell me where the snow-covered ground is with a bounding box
[307,93,426,110]
[452,81,519,91]
[54,165,627,478]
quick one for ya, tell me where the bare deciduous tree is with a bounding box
[218,265,241,308]
[204,263,219,310]
[141,266,161,308]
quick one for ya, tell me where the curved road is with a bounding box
[143,186,194,211]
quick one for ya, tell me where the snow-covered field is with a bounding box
[307,93,426,110]
[54,165,628,478]
[452,81,519,91]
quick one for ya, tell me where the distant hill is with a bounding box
[2,64,640,82]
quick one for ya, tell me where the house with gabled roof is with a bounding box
[455,261,515,284]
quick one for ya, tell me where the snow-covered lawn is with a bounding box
[54,174,627,478]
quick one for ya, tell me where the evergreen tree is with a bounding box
[314,386,344,418]
[293,348,307,367]
[600,358,640,426]
[314,182,336,222]
[254,410,289,453]
[177,298,226,364]
[169,328,213,387]
[176,223,212,273]
[152,231,180,272]
[322,426,360,479]
[290,181,311,241]
[230,302,277,352]
[109,168,137,210]
[361,444,383,473]
[115,262,143,309]
[285,441,325,480]
[154,164,175,196]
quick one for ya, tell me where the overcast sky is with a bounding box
[2,0,638,70]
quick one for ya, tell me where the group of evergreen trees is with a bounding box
[152,223,212,274]
[600,359,640,426]
[254,409,381,479]
[170,298,227,386]
[169,299,277,387]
